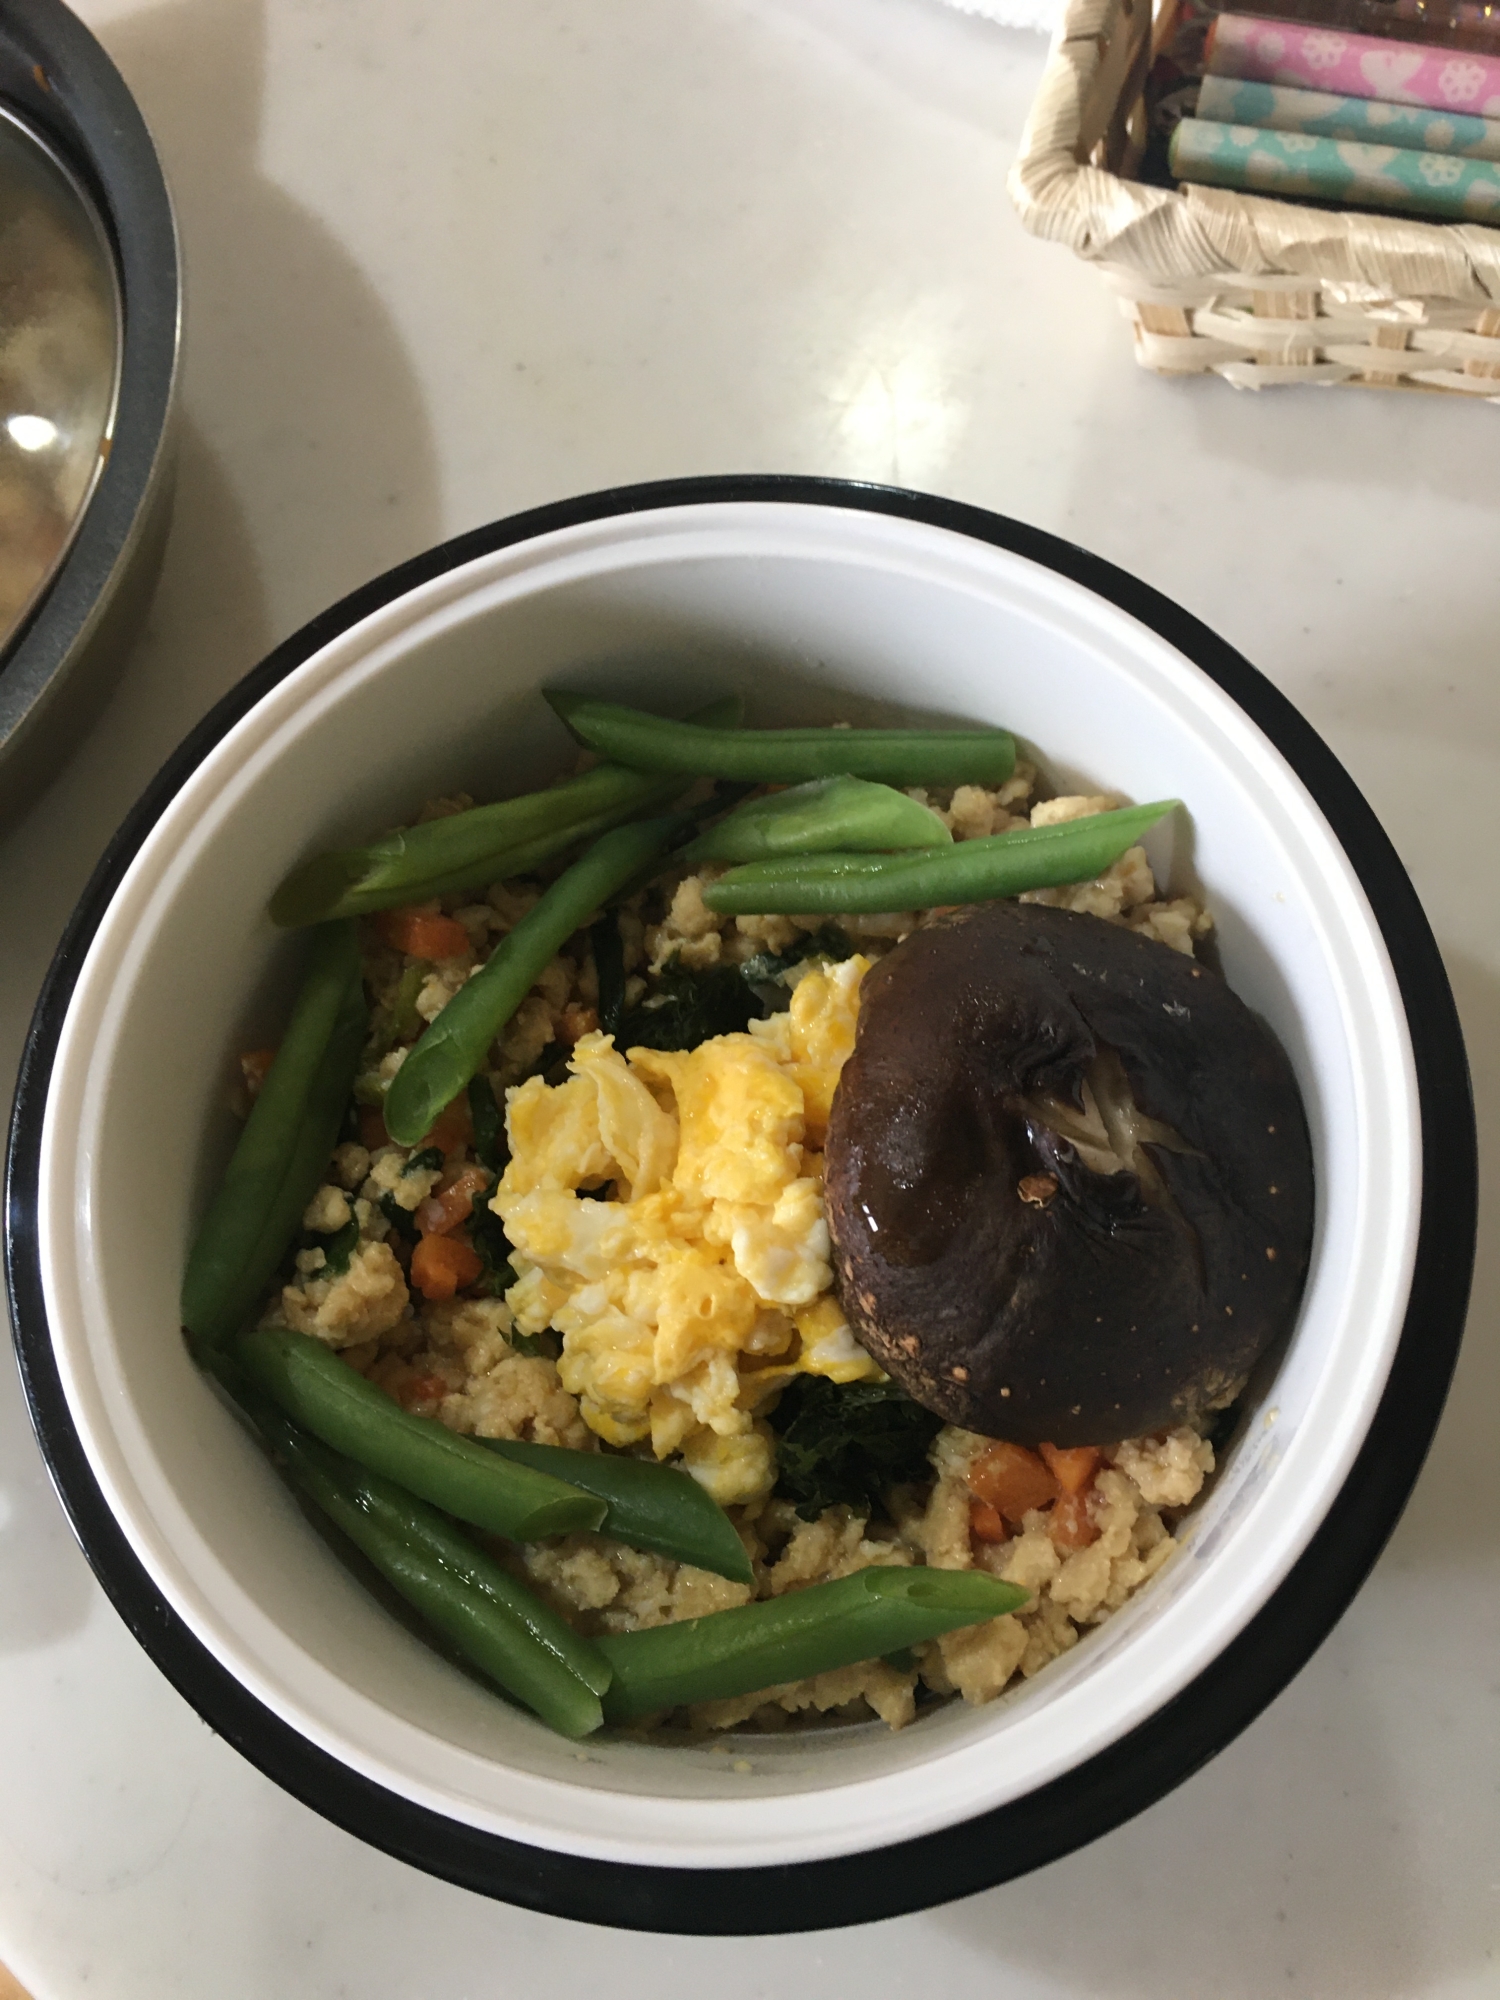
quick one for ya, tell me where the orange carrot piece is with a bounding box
[967,1441,1060,1527]
[239,1047,277,1101]
[416,1165,492,1238]
[969,1498,1009,1544]
[557,1002,601,1047]
[410,1233,483,1302]
[1038,1443,1102,1496]
[420,1096,474,1158]
[376,905,472,961]
[359,1106,390,1152]
[395,1370,451,1410]
[1048,1490,1099,1550]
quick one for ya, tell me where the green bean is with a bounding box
[547,694,1017,787]
[595,1566,1029,1722]
[477,1439,754,1583]
[268,1418,605,1736]
[328,1453,612,1696]
[182,924,365,1347]
[268,695,744,925]
[682,777,951,867]
[702,800,1181,916]
[236,1326,607,1539]
[382,815,686,1148]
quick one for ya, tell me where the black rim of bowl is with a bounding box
[3,475,1477,1934]
[0,0,180,750]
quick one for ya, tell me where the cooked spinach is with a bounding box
[617,965,765,1052]
[318,1215,361,1277]
[768,1376,944,1520]
[738,924,853,988]
[467,1073,506,1172]
[590,913,626,1037]
[469,1203,516,1299]
[378,1191,413,1237]
[404,1146,445,1176]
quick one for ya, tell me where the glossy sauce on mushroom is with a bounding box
[824,901,1315,1446]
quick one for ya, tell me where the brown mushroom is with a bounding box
[824,901,1314,1445]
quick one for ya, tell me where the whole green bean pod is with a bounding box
[478,1438,754,1583]
[269,1419,606,1737]
[702,800,1180,916]
[269,694,744,926]
[182,924,365,1348]
[682,776,950,867]
[595,1566,1029,1722]
[328,1452,612,1696]
[236,1325,607,1540]
[382,814,686,1147]
[547,694,1016,787]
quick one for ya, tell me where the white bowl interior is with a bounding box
[38,502,1419,1868]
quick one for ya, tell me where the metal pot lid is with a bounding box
[0,97,121,664]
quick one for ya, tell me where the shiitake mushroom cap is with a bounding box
[824,901,1314,1446]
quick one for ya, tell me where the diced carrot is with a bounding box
[1038,1443,1102,1496]
[1048,1490,1099,1550]
[239,1047,277,1100]
[969,1498,1009,1544]
[410,1233,483,1302]
[376,905,472,961]
[396,1371,451,1410]
[421,1096,474,1158]
[967,1441,1060,1527]
[557,1002,600,1047]
[359,1106,390,1152]
[415,1165,492,1238]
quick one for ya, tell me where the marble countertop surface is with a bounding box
[2,0,1497,1993]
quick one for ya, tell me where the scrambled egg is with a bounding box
[491,956,882,1504]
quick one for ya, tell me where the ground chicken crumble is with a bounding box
[254,758,1219,1732]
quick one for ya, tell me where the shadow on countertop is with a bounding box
[2,0,441,1635]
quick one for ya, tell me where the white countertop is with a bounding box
[2,1,1497,1992]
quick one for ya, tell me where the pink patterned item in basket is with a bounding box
[1206,13,1500,117]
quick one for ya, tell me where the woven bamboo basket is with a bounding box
[1008,0,1500,395]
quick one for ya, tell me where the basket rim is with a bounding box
[1009,0,1500,305]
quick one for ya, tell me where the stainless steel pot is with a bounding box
[0,0,179,823]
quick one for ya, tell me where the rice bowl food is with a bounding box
[16,484,1460,1920]
[194,696,1313,1741]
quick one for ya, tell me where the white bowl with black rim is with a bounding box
[3,477,1475,1933]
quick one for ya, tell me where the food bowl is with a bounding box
[4,477,1475,1932]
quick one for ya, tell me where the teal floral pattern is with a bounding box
[1171,117,1500,222]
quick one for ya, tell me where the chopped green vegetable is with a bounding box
[236,1325,607,1540]
[268,695,744,925]
[467,1074,506,1173]
[256,1403,609,1735]
[616,964,764,1052]
[403,1146,445,1175]
[590,914,626,1037]
[314,1214,361,1278]
[182,923,367,1348]
[704,801,1181,916]
[547,694,1017,788]
[595,1566,1028,1722]
[383,816,687,1148]
[478,1438,753,1583]
[469,1204,516,1297]
[768,1377,944,1521]
[683,776,950,866]
[738,925,853,987]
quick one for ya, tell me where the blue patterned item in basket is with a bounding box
[1170,116,1500,222]
[1197,75,1500,163]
